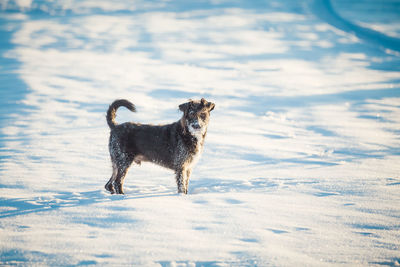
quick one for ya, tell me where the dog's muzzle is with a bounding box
[191,122,201,129]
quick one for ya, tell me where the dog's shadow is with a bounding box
[0,189,175,219]
[0,177,285,218]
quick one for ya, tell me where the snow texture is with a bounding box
[0,0,400,266]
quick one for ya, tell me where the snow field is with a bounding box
[1,0,400,265]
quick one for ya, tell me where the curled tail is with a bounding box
[106,99,136,129]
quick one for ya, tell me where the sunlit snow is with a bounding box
[1,0,400,266]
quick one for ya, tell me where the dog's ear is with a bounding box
[179,102,189,112]
[201,98,215,111]
[207,102,215,112]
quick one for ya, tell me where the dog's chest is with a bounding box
[175,135,203,169]
[187,141,202,169]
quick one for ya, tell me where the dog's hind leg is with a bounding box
[114,157,133,194]
[107,134,133,194]
[105,162,118,194]
[114,168,128,194]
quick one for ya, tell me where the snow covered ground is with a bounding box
[1,0,400,265]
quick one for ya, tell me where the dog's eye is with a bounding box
[200,113,207,120]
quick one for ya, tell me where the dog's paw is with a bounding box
[178,188,188,194]
[115,184,125,195]
[105,182,116,194]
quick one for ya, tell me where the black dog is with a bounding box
[105,98,215,194]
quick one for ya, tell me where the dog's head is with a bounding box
[179,98,215,137]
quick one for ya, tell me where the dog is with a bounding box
[105,98,215,194]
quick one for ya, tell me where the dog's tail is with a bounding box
[106,99,136,129]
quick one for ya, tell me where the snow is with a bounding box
[1,0,400,266]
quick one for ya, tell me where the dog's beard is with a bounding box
[188,123,205,140]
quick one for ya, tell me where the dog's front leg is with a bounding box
[185,169,192,194]
[175,168,188,194]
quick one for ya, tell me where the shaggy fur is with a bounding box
[105,98,215,194]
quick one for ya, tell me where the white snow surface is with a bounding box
[0,0,400,266]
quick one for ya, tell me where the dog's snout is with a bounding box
[192,122,201,129]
